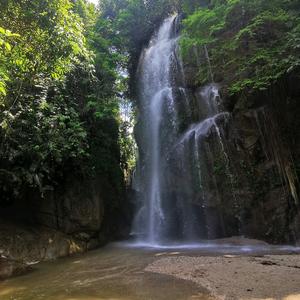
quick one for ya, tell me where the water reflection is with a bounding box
[0,245,206,300]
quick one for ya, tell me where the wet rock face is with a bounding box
[34,175,130,247]
[131,14,299,244]
[202,71,300,244]
[0,258,31,280]
[0,171,128,271]
[171,45,300,243]
[34,177,104,239]
[0,221,88,280]
[134,30,300,243]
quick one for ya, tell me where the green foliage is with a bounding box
[181,0,300,94]
[0,0,124,202]
[99,0,181,60]
[0,27,20,97]
[7,0,299,203]
[1,0,86,82]
[118,99,137,180]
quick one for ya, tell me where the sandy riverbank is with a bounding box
[146,254,300,300]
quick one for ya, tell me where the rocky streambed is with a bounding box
[0,238,300,300]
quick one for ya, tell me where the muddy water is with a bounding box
[0,244,208,300]
[1,242,299,300]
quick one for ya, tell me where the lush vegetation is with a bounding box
[181,0,300,94]
[1,0,299,204]
[0,0,125,203]
[0,0,183,204]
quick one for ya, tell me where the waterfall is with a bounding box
[132,15,232,246]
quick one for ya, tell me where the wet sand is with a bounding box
[146,254,300,300]
[0,241,299,300]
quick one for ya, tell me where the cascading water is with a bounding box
[132,15,232,246]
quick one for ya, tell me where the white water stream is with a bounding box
[132,16,232,246]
